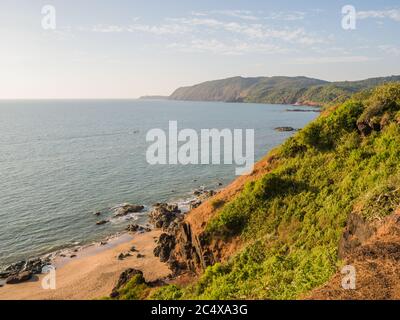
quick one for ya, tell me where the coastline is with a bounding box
[0,188,218,300]
[0,229,170,300]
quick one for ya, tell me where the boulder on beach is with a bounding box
[125,224,151,233]
[113,204,145,217]
[6,271,32,284]
[1,258,50,279]
[117,252,131,260]
[110,268,144,298]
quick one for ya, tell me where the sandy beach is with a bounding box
[0,230,170,300]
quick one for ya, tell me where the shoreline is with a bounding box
[0,187,219,300]
[0,229,170,300]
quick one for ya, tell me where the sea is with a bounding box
[0,99,318,268]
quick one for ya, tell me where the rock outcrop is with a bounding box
[6,271,32,284]
[149,203,182,231]
[110,268,144,298]
[113,204,144,217]
[0,257,51,284]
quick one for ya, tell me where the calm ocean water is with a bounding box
[0,99,317,267]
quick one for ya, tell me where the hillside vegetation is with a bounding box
[169,75,400,107]
[116,83,400,300]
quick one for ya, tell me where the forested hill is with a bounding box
[169,75,400,106]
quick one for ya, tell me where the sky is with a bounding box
[0,0,400,99]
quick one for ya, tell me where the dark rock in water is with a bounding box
[6,271,32,284]
[110,268,144,298]
[0,271,11,279]
[149,203,181,230]
[96,220,108,225]
[218,182,223,186]
[1,258,50,278]
[153,233,176,262]
[113,204,144,217]
[94,211,101,216]
[5,260,25,273]
[274,126,296,132]
[24,258,48,274]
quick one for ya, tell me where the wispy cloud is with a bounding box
[192,9,308,21]
[167,39,288,55]
[164,17,325,45]
[379,45,400,56]
[289,56,380,65]
[88,10,327,55]
[191,10,260,21]
[213,10,260,21]
[92,23,191,35]
[358,9,400,22]
[264,11,306,21]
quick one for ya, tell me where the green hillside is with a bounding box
[169,75,400,107]
[114,82,400,300]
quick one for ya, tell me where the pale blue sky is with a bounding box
[1,0,400,98]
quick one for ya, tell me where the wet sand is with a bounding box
[0,230,170,300]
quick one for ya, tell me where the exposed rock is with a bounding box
[125,224,151,233]
[165,216,184,234]
[137,253,145,258]
[1,258,50,278]
[338,212,378,259]
[94,211,101,216]
[153,233,176,262]
[96,220,108,225]
[274,126,296,132]
[189,199,202,210]
[117,252,131,260]
[6,271,32,284]
[193,189,216,200]
[129,246,137,252]
[149,203,182,230]
[70,254,77,258]
[113,204,144,217]
[110,268,144,298]
[0,271,11,279]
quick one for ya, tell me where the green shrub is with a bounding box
[114,274,150,300]
[150,285,184,300]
